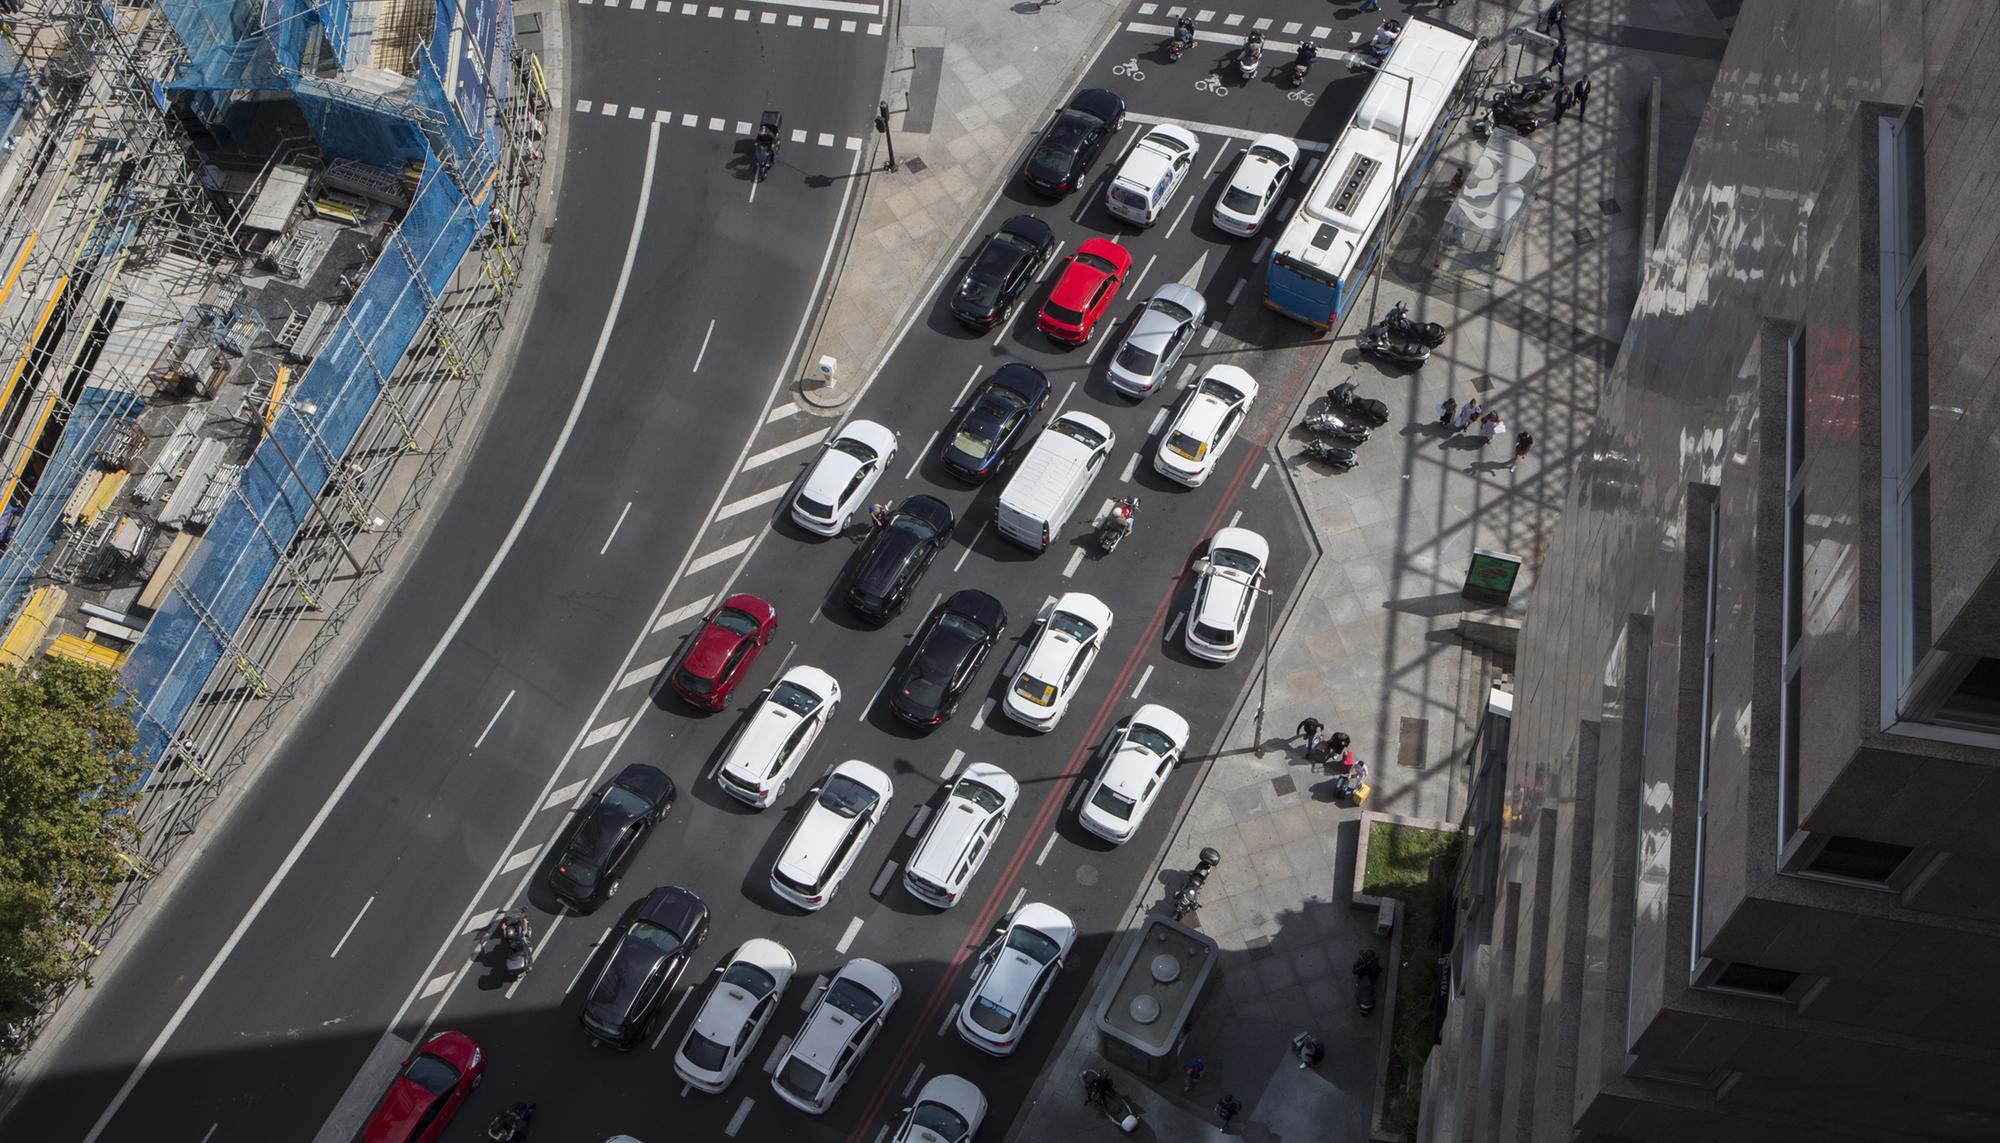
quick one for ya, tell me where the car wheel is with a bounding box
[776,779,789,801]
[838,512,853,534]
[604,877,621,900]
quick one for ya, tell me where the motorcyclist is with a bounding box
[1173,14,1195,47]
[1103,496,1138,540]
[1245,28,1265,53]
[1296,39,1318,67]
[1370,18,1401,57]
[486,1101,536,1141]
[498,910,530,947]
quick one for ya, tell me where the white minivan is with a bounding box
[993,411,1115,552]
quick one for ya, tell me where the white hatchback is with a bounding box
[1212,134,1299,236]
[771,958,902,1115]
[1186,528,1270,663]
[1104,124,1200,227]
[673,938,797,1093]
[956,902,1076,1056]
[1154,365,1258,487]
[791,420,897,536]
[716,666,840,807]
[1004,593,1113,732]
[770,760,893,911]
[1078,704,1191,844]
[904,763,1018,908]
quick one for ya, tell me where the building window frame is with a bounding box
[1692,958,1813,1004]
[1689,497,1720,978]
[1778,330,1805,850]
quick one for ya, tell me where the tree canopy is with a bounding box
[0,657,144,1054]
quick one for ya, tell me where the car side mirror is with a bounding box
[1192,558,1212,575]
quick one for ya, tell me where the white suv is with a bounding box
[1004,593,1113,731]
[770,760,893,910]
[904,763,1019,908]
[1186,528,1269,663]
[673,938,796,1093]
[956,903,1076,1056]
[771,958,902,1114]
[1104,124,1200,227]
[716,666,840,807]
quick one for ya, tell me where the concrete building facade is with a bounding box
[1422,2,2000,1140]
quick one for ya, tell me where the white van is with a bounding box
[994,411,1116,551]
[1105,124,1200,227]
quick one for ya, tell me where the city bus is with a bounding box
[1263,19,1480,330]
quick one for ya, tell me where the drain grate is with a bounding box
[904,155,928,174]
[1599,197,1621,215]
[1398,716,1429,769]
[1271,774,1296,798]
[1574,226,1596,246]
[1471,372,1495,393]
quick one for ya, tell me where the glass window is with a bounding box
[1711,961,1799,997]
[1804,834,1914,883]
[1936,657,2000,731]
[1899,267,1929,461]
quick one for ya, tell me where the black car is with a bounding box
[547,764,676,910]
[950,215,1057,330]
[891,590,1008,729]
[846,495,954,624]
[1022,88,1126,196]
[580,885,710,1050]
[940,363,1051,482]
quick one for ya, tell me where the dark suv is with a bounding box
[845,496,954,624]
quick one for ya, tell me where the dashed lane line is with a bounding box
[1131,663,1155,700]
[744,428,829,470]
[717,482,791,520]
[1036,833,1058,867]
[620,655,672,689]
[942,749,965,780]
[581,719,628,748]
[653,595,714,634]
[688,536,755,574]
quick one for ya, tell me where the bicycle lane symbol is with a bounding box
[1195,74,1229,97]
[1112,59,1146,81]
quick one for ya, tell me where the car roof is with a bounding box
[942,589,1007,631]
[897,494,955,533]
[611,762,673,801]
[1130,703,1191,743]
[1067,87,1124,123]
[636,884,707,934]
[997,214,1053,246]
[792,961,898,1064]
[909,797,994,881]
[1050,253,1113,309]
[1195,570,1251,630]
[726,687,813,772]
[988,362,1051,403]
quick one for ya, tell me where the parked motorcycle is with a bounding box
[1301,439,1359,469]
[1301,410,1371,444]
[1097,496,1139,554]
[1358,326,1432,367]
[1170,847,1223,921]
[1499,73,1558,106]
[1236,33,1264,82]
[1384,301,1446,348]
[1476,98,1545,138]
[1326,381,1389,425]
[486,1101,536,1142]
[1081,1069,1141,1133]
[1354,949,1383,1016]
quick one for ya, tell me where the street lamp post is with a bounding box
[262,400,364,575]
[875,100,897,173]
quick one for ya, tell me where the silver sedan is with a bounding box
[1106,282,1207,397]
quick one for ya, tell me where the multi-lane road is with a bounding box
[1,1,1410,1140]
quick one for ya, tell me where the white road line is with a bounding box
[1229,509,1243,528]
[200,1125,217,1143]
[464,910,497,935]
[419,973,453,1000]
[953,519,987,572]
[654,595,714,633]
[1129,252,1158,293]
[902,1063,927,1098]
[1164,197,1194,240]
[725,1098,754,1138]
[950,364,983,408]
[1035,239,1067,282]
[868,860,898,898]
[1008,887,1026,917]
[860,666,896,721]
[1036,833,1058,867]
[717,482,790,520]
[1147,408,1170,436]
[836,914,867,953]
[544,779,589,811]
[1167,611,1186,642]
[566,926,612,995]
[600,501,633,554]
[1131,663,1155,699]
[970,700,994,731]
[652,987,695,1050]
[1067,782,1086,812]
[1062,547,1086,579]
[1052,379,1079,417]
[906,430,939,478]
[628,107,645,120]
[500,845,541,875]
[768,401,799,422]
[938,1001,961,1037]
[942,749,965,779]
[601,102,620,116]
[688,536,754,574]
[575,98,592,112]
[619,656,670,689]
[1254,236,1273,261]
[764,1034,793,1072]
[992,301,1025,345]
[330,896,373,958]
[1252,461,1270,490]
[1203,144,1232,179]
[1201,323,1220,348]
[582,719,628,748]
[1089,321,1117,363]
[473,690,515,749]
[693,318,717,372]
[1226,277,1247,305]
[905,805,933,839]
[753,0,880,13]
[1122,108,1332,152]
[1119,452,1139,482]
[744,428,828,470]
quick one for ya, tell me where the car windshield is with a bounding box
[1129,725,1178,755]
[1194,620,1237,645]
[1049,419,1107,449]
[776,1057,829,1102]
[1114,341,1159,376]
[675,666,714,694]
[768,680,823,716]
[1028,142,1074,176]
[1222,185,1264,213]
[1211,548,1261,575]
[1199,377,1246,403]
[1151,299,1194,323]
[1167,430,1209,461]
[1090,784,1137,820]
[969,994,1017,1032]
[1041,301,1083,326]
[950,428,998,461]
[912,1101,972,1139]
[602,784,652,817]
[1049,611,1100,641]
[1248,144,1290,165]
[681,1031,730,1072]
[817,774,881,818]
[721,961,778,998]
[828,436,880,463]
[627,919,684,958]
[956,777,1008,814]
[1007,925,1064,964]
[1074,252,1117,275]
[404,1054,459,1096]
[794,492,834,518]
[825,976,885,1018]
[713,607,761,637]
[1013,673,1058,708]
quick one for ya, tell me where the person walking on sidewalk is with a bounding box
[1325,731,1353,772]
[1295,715,1324,759]
[1571,74,1593,119]
[1183,1057,1206,1092]
[1436,395,1458,430]
[1477,411,1506,449]
[1217,1094,1244,1129]
[1541,38,1569,84]
[1541,1,1567,38]
[1551,81,1575,123]
[1454,397,1484,433]
[1293,1030,1326,1069]
[1510,430,1535,471]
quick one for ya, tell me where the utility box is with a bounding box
[1092,917,1218,1081]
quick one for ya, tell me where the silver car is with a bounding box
[1106,283,1207,397]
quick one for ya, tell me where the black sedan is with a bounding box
[547,764,676,910]
[949,215,1056,330]
[847,495,954,624]
[580,885,710,1050]
[940,363,1050,482]
[1021,88,1125,197]
[891,590,1008,729]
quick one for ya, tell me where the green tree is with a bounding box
[0,657,144,1055]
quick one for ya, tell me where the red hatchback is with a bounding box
[1036,238,1131,345]
[669,593,778,711]
[359,1030,484,1143]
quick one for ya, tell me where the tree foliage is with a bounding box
[0,657,144,1053]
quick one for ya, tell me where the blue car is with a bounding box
[940,363,1051,482]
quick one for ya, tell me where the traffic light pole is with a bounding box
[876,100,897,172]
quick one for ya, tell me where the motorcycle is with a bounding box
[491,909,534,979]
[1476,98,1545,138]
[1236,35,1263,82]
[1082,1069,1141,1133]
[1326,382,1389,425]
[1170,846,1223,921]
[1499,73,1558,107]
[1301,439,1358,469]
[486,1101,536,1142]
[1384,301,1446,348]
[1097,496,1139,553]
[1301,410,1370,444]
[1168,23,1194,61]
[1358,326,1432,367]
[1353,950,1383,1016]
[1288,44,1317,88]
[753,110,782,182]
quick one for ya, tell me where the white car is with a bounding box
[716,666,840,807]
[1186,528,1269,663]
[791,419,897,536]
[893,1074,988,1143]
[1106,283,1207,398]
[770,760,893,911]
[1004,593,1113,732]
[956,903,1076,1056]
[1212,135,1299,236]
[1104,124,1200,227]
[1078,704,1191,844]
[904,763,1018,908]
[771,958,902,1115]
[1154,364,1258,487]
[674,938,797,1093]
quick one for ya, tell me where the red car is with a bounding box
[359,1030,483,1143]
[1036,238,1131,345]
[669,593,778,710]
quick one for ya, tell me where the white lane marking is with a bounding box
[711,117,728,131]
[905,430,939,478]
[868,860,898,898]
[744,428,829,469]
[1007,887,1026,917]
[1229,509,1242,528]
[576,98,593,112]
[768,401,799,423]
[970,700,994,731]
[330,896,374,958]
[938,1001,961,1037]
[582,719,628,747]
[868,20,882,33]
[652,987,695,1050]
[1203,144,1232,180]
[764,1034,793,1073]
[1254,236,1273,261]
[1034,239,1066,283]
[464,909,496,935]
[725,1098,754,1138]
[902,1063,927,1098]
[1167,611,1186,642]
[836,914,867,953]
[942,749,965,779]
[1088,321,1117,364]
[544,779,589,811]
[474,690,515,749]
[953,519,987,572]
[1051,379,1079,417]
[789,126,805,141]
[718,482,790,520]
[1121,107,1331,152]
[419,973,453,1000]
[1163,197,1194,240]
[688,535,754,573]
[860,665,897,722]
[1067,782,1086,812]
[682,112,699,127]
[81,121,672,1143]
[1128,253,1158,293]
[1036,833,1058,867]
[500,846,541,875]
[628,107,645,120]
[566,926,613,995]
[1201,323,1220,348]
[817,131,835,146]
[1132,663,1155,699]
[905,805,933,839]
[1147,408,1170,436]
[950,364,983,408]
[601,102,621,116]
[600,501,634,554]
[1252,461,1270,490]
[655,109,671,123]
[992,301,1025,345]
[1062,547,1085,579]
[1119,452,1139,483]
[693,318,717,372]
[654,595,714,633]
[747,0,880,13]
[1226,277,1247,304]
[200,1125,217,1143]
[620,655,671,689]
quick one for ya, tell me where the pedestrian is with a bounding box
[1296,715,1324,758]
[1541,39,1568,83]
[1436,395,1458,428]
[1326,731,1353,771]
[1454,397,1484,433]
[1183,1057,1206,1092]
[1571,74,1592,118]
[1478,411,1506,449]
[1292,1030,1326,1069]
[1551,82,1574,123]
[868,502,890,529]
[1217,1094,1244,1129]
[1541,1,1566,38]
[1360,0,1381,11]
[1510,430,1534,471]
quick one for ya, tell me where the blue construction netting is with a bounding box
[121,152,489,766]
[0,37,32,141]
[0,388,146,613]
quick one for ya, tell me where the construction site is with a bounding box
[0,0,547,1035]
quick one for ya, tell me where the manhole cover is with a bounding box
[1599,197,1621,215]
[904,155,928,174]
[1129,994,1161,1024]
[1574,226,1596,246]
[1271,774,1296,798]
[1151,954,1182,984]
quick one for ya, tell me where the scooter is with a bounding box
[1081,1069,1141,1133]
[1499,73,1558,107]
[1384,301,1446,348]
[1301,410,1370,444]
[1301,439,1359,469]
[1288,44,1317,88]
[1358,325,1432,367]
[1097,496,1139,554]
[1236,35,1264,82]
[1353,950,1383,1016]
[491,909,534,979]
[1168,23,1194,61]
[1365,18,1402,61]
[1170,847,1223,921]
[1326,381,1389,425]
[486,1101,537,1141]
